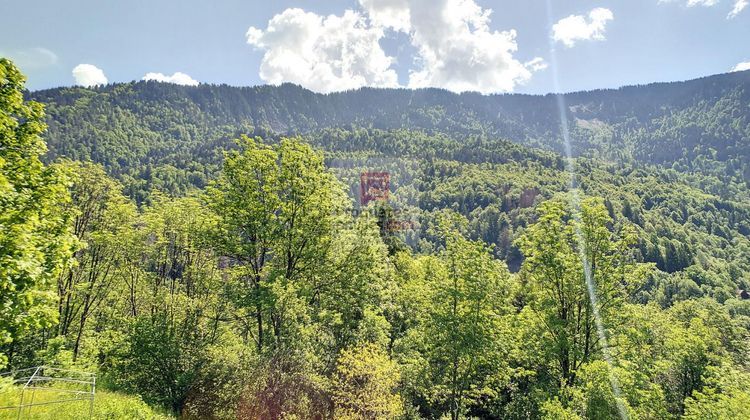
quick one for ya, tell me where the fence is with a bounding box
[0,366,96,419]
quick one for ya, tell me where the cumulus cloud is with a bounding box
[359,0,410,31]
[72,64,107,87]
[728,0,748,17]
[397,0,544,93]
[246,0,545,94]
[357,0,546,93]
[731,61,750,72]
[142,72,199,86]
[552,8,614,48]
[0,47,58,69]
[246,8,399,93]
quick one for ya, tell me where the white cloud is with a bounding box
[660,0,746,16]
[142,71,199,86]
[686,0,720,6]
[728,0,748,17]
[72,64,107,87]
[659,0,721,6]
[731,61,750,72]
[524,57,549,72]
[359,0,410,31]
[400,0,543,93]
[0,47,58,69]
[246,8,398,93]
[552,8,614,48]
[246,0,544,94]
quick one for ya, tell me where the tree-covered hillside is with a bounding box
[27,74,750,299]
[3,57,750,419]
[31,69,750,198]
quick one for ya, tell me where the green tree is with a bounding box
[207,136,345,351]
[208,136,392,418]
[0,59,74,368]
[56,161,136,360]
[401,215,512,419]
[517,197,639,386]
[683,366,750,420]
[207,135,280,352]
[104,194,240,416]
[332,343,403,419]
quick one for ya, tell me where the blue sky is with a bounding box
[1,0,748,94]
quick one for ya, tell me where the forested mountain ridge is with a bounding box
[33,68,750,167]
[27,70,750,287]
[4,53,750,419]
[25,69,750,303]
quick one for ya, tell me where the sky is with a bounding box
[1,0,749,94]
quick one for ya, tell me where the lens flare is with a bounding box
[545,1,629,418]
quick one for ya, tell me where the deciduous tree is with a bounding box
[0,59,74,367]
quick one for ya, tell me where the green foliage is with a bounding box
[3,63,750,418]
[0,386,173,419]
[204,135,395,418]
[101,193,235,416]
[56,160,137,361]
[28,77,750,300]
[0,59,74,369]
[207,135,345,353]
[516,197,640,386]
[397,216,513,419]
[331,343,403,419]
[683,366,750,419]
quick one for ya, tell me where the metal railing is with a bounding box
[0,366,96,419]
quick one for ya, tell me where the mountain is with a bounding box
[26,70,750,300]
[33,69,750,171]
[6,58,750,419]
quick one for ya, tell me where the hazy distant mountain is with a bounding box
[33,70,750,174]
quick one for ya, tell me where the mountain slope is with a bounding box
[30,70,750,200]
[25,72,750,300]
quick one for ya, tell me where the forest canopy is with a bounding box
[1,58,750,419]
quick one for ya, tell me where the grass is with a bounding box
[0,386,173,419]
